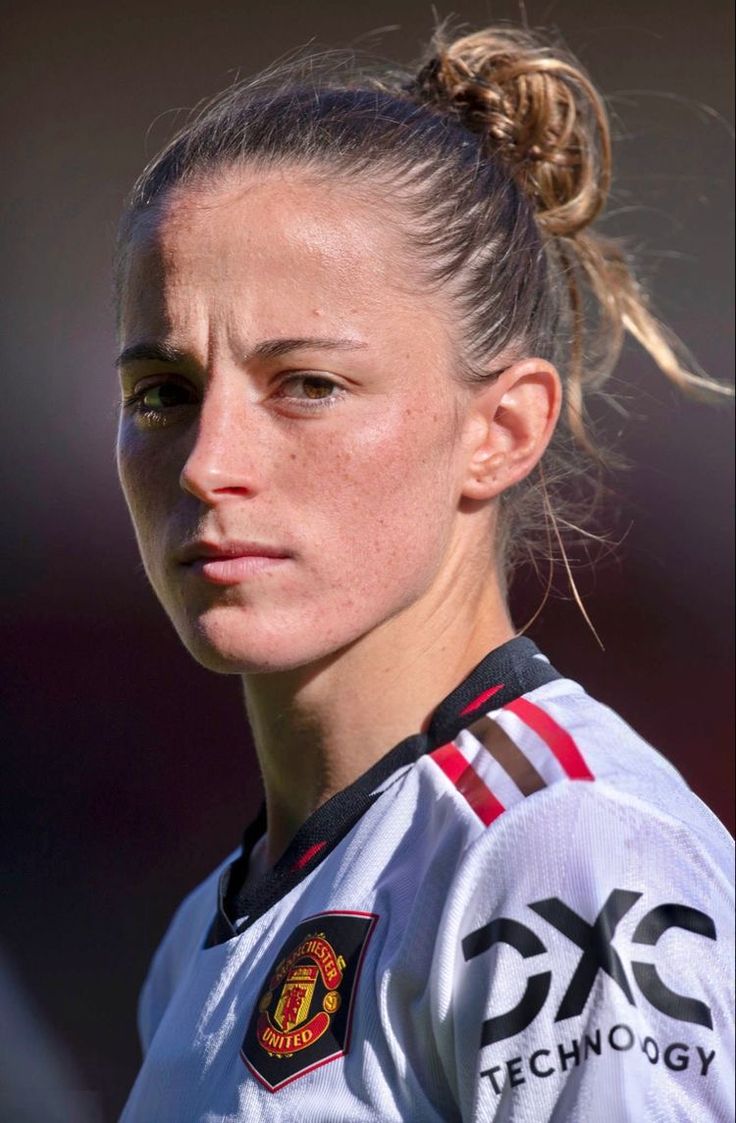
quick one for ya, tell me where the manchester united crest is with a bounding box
[241,911,378,1091]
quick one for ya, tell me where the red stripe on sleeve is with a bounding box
[504,697,594,781]
[431,742,506,826]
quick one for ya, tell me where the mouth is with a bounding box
[177,540,292,585]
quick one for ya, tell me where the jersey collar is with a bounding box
[205,636,560,947]
[427,635,560,745]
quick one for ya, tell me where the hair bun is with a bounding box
[413,27,612,237]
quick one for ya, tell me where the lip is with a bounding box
[177,540,292,585]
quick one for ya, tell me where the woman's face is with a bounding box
[117,169,484,673]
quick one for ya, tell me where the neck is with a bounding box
[242,556,513,866]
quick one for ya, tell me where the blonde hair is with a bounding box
[411,27,727,446]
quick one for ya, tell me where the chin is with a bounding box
[171,607,355,676]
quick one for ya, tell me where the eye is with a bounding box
[122,377,199,424]
[276,374,345,408]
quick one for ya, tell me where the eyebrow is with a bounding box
[116,341,186,366]
[116,336,368,367]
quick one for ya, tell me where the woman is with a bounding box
[115,24,733,1122]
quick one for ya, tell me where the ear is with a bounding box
[460,358,562,501]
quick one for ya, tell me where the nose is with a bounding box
[179,381,260,503]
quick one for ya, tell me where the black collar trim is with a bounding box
[427,636,560,745]
[204,636,560,948]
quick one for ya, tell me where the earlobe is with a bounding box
[461,358,562,502]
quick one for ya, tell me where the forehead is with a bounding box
[119,168,439,347]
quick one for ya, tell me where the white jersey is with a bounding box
[121,638,734,1122]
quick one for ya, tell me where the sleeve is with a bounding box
[430,780,735,1123]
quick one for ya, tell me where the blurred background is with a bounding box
[1,0,733,1118]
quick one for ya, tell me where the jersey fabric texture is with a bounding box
[121,638,734,1122]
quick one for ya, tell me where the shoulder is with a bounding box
[426,709,734,1120]
[422,680,734,1028]
[447,777,733,948]
[137,852,236,1051]
[418,675,732,877]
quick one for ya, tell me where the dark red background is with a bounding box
[1,0,733,1118]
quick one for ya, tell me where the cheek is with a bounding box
[116,427,182,551]
[287,402,459,578]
